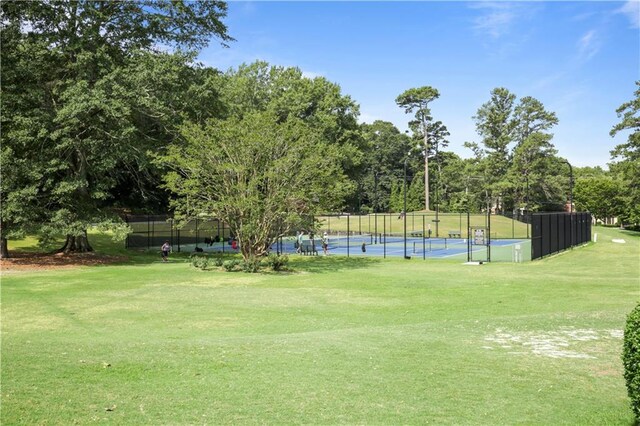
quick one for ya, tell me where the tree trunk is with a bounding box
[0,237,9,259]
[58,230,94,254]
[423,121,430,212]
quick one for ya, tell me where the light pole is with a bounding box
[525,174,530,239]
[561,160,574,213]
[433,142,441,238]
[373,130,381,244]
[374,171,378,244]
[562,159,574,249]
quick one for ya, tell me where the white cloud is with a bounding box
[577,29,601,61]
[615,0,640,28]
[471,2,518,39]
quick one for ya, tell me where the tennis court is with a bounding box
[185,233,532,262]
[126,212,535,262]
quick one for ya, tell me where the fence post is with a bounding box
[217,220,221,253]
[383,215,386,259]
[570,212,574,250]
[347,215,350,258]
[125,215,129,249]
[422,214,426,260]
[467,210,471,262]
[170,218,174,248]
[488,210,491,262]
[195,218,199,249]
[374,213,378,244]
[147,215,150,250]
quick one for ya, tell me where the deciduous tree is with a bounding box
[574,176,624,223]
[359,121,412,213]
[162,111,350,261]
[219,61,364,210]
[0,1,231,256]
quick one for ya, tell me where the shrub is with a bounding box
[212,256,224,267]
[223,259,240,272]
[190,254,210,270]
[241,258,262,273]
[623,302,640,420]
[264,253,289,271]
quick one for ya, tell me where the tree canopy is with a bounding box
[468,88,563,212]
[609,81,640,226]
[162,111,350,260]
[2,1,637,259]
[0,0,232,257]
[396,86,442,211]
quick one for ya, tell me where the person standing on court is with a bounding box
[161,241,171,262]
[321,232,329,255]
[297,231,305,254]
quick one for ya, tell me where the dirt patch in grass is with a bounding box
[484,327,623,359]
[0,252,128,273]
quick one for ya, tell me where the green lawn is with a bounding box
[1,226,638,424]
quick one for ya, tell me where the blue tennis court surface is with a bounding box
[280,236,529,260]
[186,234,531,261]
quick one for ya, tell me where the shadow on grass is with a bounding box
[4,233,161,268]
[6,232,384,273]
[289,255,382,274]
[619,229,640,240]
[103,249,384,274]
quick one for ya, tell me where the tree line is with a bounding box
[1,1,638,260]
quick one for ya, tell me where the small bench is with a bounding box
[448,231,462,238]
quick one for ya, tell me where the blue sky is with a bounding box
[199,1,640,168]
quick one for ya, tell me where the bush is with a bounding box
[190,254,210,270]
[264,253,289,271]
[223,259,240,272]
[212,256,224,267]
[623,302,640,420]
[241,258,262,273]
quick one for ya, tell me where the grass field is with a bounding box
[1,226,638,424]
